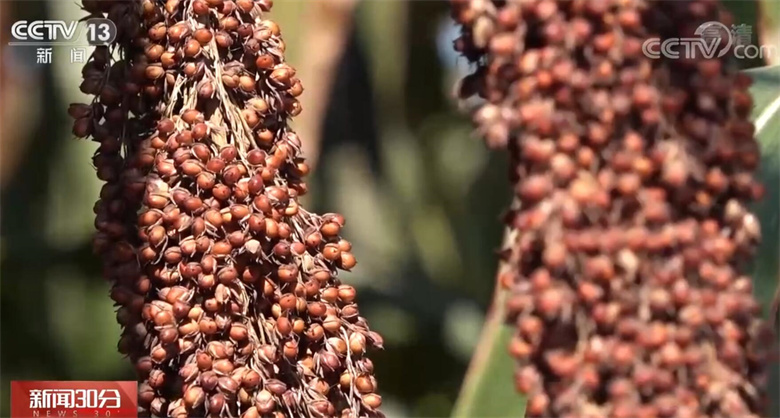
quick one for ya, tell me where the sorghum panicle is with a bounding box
[452,0,776,416]
[71,1,383,417]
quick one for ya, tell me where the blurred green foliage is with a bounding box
[0,1,778,418]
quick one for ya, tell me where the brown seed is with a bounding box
[144,43,164,61]
[319,219,340,237]
[275,317,292,337]
[189,142,210,161]
[518,175,552,202]
[72,117,95,137]
[214,30,233,49]
[160,51,180,70]
[288,79,304,97]
[238,214,264,236]
[217,265,238,284]
[183,385,205,409]
[255,54,275,70]
[227,204,249,221]
[191,236,209,254]
[303,279,324,300]
[158,325,178,344]
[269,67,293,87]
[183,39,201,57]
[284,98,302,116]
[338,285,356,303]
[306,301,327,318]
[183,196,203,213]
[279,294,297,312]
[361,394,382,410]
[338,372,354,391]
[195,172,216,190]
[339,252,357,270]
[211,184,231,201]
[145,64,165,80]
[264,218,279,238]
[148,369,165,389]
[306,269,328,285]
[229,323,248,341]
[216,376,238,397]
[352,374,374,394]
[199,315,218,334]
[179,160,203,177]
[219,16,239,31]
[273,241,291,258]
[541,242,567,269]
[277,264,299,283]
[315,313,338,335]
[180,109,203,125]
[283,340,298,360]
[322,244,341,262]
[584,256,615,282]
[206,157,226,174]
[341,304,359,321]
[191,123,209,140]
[205,392,225,415]
[291,317,306,334]
[252,389,274,414]
[144,223,167,247]
[238,75,256,93]
[222,165,243,185]
[213,358,235,376]
[153,307,175,326]
[179,361,202,383]
[189,26,214,45]
[304,323,325,342]
[349,332,367,354]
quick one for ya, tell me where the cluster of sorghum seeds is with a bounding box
[452,0,777,416]
[70,1,384,417]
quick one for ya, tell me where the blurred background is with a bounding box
[0,1,777,417]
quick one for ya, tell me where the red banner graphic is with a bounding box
[10,381,137,418]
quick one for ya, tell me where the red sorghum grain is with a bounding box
[72,1,383,417]
[452,0,777,416]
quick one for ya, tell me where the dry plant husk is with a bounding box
[71,1,383,417]
[451,0,777,416]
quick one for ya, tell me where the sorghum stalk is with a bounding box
[71,1,383,417]
[452,0,776,416]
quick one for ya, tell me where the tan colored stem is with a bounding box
[294,0,358,169]
[758,0,780,66]
[0,1,38,189]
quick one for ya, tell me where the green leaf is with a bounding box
[756,0,780,66]
[746,64,780,417]
[450,64,780,417]
[746,65,780,314]
[451,231,525,418]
